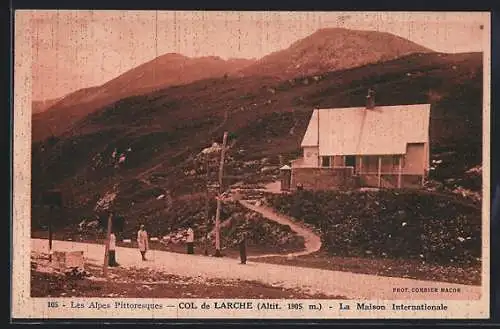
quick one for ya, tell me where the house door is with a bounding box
[345,155,356,173]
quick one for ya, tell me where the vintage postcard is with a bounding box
[12,10,491,319]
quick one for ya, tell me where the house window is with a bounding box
[321,156,331,167]
[392,156,398,166]
[391,155,407,168]
[345,155,356,168]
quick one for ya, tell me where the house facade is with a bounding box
[291,102,431,190]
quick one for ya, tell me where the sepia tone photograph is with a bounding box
[12,10,491,319]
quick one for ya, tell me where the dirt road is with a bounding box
[31,238,481,300]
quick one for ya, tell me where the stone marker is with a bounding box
[52,251,85,271]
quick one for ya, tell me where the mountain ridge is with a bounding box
[238,28,434,79]
[32,54,255,141]
[32,28,434,142]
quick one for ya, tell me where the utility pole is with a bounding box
[103,212,113,278]
[204,156,210,256]
[214,132,228,257]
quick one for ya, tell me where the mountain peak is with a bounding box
[312,27,354,34]
[240,28,433,79]
[199,55,223,61]
[152,52,189,62]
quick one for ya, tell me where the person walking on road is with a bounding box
[239,235,247,264]
[137,224,149,261]
[108,231,119,267]
[186,226,195,255]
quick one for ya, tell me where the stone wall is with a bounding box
[291,167,357,190]
[360,174,423,188]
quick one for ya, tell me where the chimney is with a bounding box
[366,88,376,109]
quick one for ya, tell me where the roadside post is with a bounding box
[214,131,228,257]
[43,189,62,262]
[95,187,117,279]
[204,156,210,256]
[102,212,113,278]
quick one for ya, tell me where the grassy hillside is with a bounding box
[32,54,254,142]
[31,52,483,233]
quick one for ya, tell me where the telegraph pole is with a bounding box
[204,156,210,256]
[214,132,228,257]
[103,212,113,278]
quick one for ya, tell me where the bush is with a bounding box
[268,190,481,266]
[220,208,304,250]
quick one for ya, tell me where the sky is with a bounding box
[25,10,489,101]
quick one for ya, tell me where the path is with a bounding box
[231,180,321,259]
[238,199,322,259]
[31,238,481,300]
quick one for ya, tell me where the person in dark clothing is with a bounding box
[186,226,195,255]
[239,235,247,264]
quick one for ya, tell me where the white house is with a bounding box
[291,99,431,189]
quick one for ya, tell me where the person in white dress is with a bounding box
[137,224,149,261]
[108,232,119,267]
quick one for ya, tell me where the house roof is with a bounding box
[301,104,431,156]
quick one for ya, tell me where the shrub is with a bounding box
[268,190,481,266]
